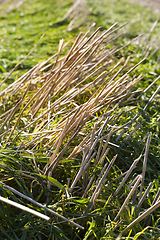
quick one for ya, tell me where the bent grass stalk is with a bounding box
[0,195,50,221]
[121,199,160,235]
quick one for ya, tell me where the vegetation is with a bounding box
[0,0,159,239]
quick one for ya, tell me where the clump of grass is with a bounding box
[0,23,160,239]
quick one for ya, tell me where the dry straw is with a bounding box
[0,23,159,232]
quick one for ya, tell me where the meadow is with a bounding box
[0,0,160,239]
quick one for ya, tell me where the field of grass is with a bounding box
[0,0,160,239]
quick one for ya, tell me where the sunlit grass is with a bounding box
[0,0,160,239]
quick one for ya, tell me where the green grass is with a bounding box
[0,0,75,84]
[0,0,160,239]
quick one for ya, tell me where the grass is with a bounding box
[0,0,74,84]
[0,0,160,239]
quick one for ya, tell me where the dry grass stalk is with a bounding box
[95,150,110,184]
[82,146,110,197]
[43,118,69,172]
[83,152,96,190]
[143,85,160,111]
[114,174,142,222]
[139,75,160,98]
[0,34,44,89]
[115,114,140,142]
[0,23,159,233]
[0,182,84,229]
[0,99,23,133]
[69,117,110,192]
[82,175,95,198]
[125,120,146,140]
[120,175,140,199]
[67,129,93,159]
[99,128,113,160]
[0,195,50,221]
[151,188,160,206]
[139,132,152,201]
[45,113,91,176]
[105,219,123,237]
[99,148,110,166]
[113,155,142,198]
[90,154,117,204]
[145,188,160,226]
[137,182,153,209]
[0,24,149,153]
[0,164,37,180]
[108,170,128,186]
[121,198,160,234]
[116,83,159,143]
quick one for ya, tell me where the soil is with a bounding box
[129,0,160,14]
